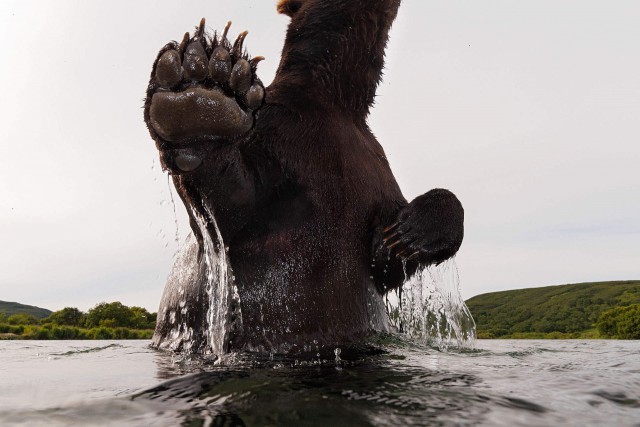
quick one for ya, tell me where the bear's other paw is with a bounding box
[383,189,464,267]
[145,19,265,173]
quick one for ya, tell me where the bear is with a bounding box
[144,0,464,354]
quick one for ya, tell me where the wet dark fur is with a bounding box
[145,0,464,353]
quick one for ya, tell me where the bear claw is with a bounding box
[147,19,265,156]
[381,189,464,266]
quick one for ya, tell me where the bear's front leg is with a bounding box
[145,19,271,352]
[144,19,268,240]
[372,189,464,291]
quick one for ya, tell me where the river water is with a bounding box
[1,339,638,426]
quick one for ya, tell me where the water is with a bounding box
[159,218,476,356]
[154,207,242,354]
[1,339,639,426]
[154,180,476,355]
[156,178,474,356]
[387,259,476,351]
[195,206,241,356]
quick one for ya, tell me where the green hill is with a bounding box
[0,301,52,319]
[466,280,640,338]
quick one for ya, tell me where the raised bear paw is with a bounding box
[144,19,265,173]
[383,189,464,267]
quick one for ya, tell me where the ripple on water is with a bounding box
[50,343,124,357]
[1,339,639,426]
[592,391,640,408]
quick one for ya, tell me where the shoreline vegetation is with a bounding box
[0,302,155,340]
[2,280,639,340]
[0,327,153,340]
[466,280,640,340]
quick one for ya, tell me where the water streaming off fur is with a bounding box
[157,207,241,355]
[159,182,472,354]
[164,219,474,353]
[386,258,477,350]
[195,207,242,355]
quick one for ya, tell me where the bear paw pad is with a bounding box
[146,19,265,150]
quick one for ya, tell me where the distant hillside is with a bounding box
[466,280,640,337]
[0,301,52,319]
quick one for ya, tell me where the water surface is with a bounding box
[1,339,639,426]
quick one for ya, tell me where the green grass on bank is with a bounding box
[0,324,154,340]
[476,329,601,340]
[467,280,640,339]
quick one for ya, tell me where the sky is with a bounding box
[1,0,638,313]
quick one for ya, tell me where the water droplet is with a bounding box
[386,258,475,350]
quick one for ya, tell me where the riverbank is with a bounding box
[0,324,153,340]
[477,330,603,339]
[467,280,640,339]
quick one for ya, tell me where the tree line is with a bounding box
[466,281,640,339]
[0,302,156,340]
[597,304,640,339]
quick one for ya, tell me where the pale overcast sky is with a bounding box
[1,0,638,312]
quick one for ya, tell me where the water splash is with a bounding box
[167,174,182,248]
[386,258,476,351]
[155,236,198,354]
[155,206,241,356]
[195,206,242,356]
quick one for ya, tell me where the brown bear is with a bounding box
[144,0,464,354]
